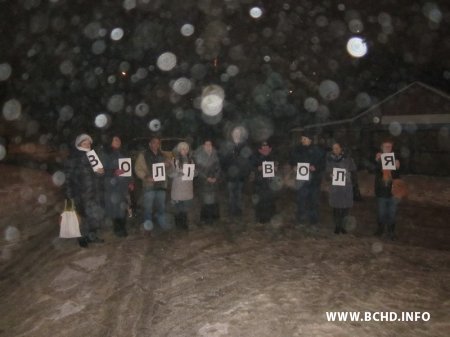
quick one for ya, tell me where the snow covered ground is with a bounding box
[0,164,449,337]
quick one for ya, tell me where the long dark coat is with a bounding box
[102,148,131,219]
[194,146,221,200]
[64,148,103,234]
[326,152,356,209]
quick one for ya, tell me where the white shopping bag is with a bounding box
[59,200,82,238]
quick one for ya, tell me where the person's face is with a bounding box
[231,128,242,144]
[381,142,393,153]
[301,136,312,146]
[149,138,160,153]
[179,147,189,157]
[332,143,342,156]
[111,136,121,149]
[203,141,213,155]
[80,139,92,150]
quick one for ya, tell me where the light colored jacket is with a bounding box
[170,158,194,201]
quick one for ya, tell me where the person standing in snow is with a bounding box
[325,141,357,234]
[101,134,132,237]
[373,138,402,240]
[170,142,195,230]
[194,139,221,225]
[250,141,277,224]
[64,133,105,247]
[134,135,170,234]
[289,130,326,229]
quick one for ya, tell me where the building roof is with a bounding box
[291,81,450,132]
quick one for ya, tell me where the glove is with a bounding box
[114,168,125,176]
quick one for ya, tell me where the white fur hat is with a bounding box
[176,141,190,153]
[75,134,93,147]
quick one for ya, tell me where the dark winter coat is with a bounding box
[220,141,251,182]
[374,156,401,198]
[250,151,276,187]
[326,152,356,209]
[290,144,326,186]
[64,148,102,217]
[194,146,221,195]
[102,148,131,219]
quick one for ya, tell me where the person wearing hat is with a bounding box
[289,130,326,229]
[64,133,105,247]
[250,141,278,224]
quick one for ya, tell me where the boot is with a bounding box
[114,218,128,237]
[205,205,214,225]
[387,223,397,240]
[333,209,340,234]
[374,223,384,236]
[211,203,220,220]
[181,212,189,230]
[174,213,183,230]
[78,237,88,248]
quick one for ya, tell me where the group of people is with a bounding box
[64,131,402,247]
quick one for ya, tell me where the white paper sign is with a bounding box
[118,158,132,177]
[86,150,103,171]
[182,164,195,181]
[296,163,310,181]
[332,168,346,186]
[152,163,166,181]
[262,161,275,178]
[381,153,396,170]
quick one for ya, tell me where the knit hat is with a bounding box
[75,134,93,147]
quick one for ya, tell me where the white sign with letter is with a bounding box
[381,153,396,170]
[182,164,195,181]
[332,168,346,186]
[296,163,310,181]
[118,158,132,177]
[152,163,166,181]
[262,161,275,178]
[86,150,103,171]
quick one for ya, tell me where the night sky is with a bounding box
[0,0,449,145]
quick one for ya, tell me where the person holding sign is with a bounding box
[325,141,357,234]
[289,130,325,229]
[250,141,277,224]
[373,138,401,240]
[134,135,170,234]
[64,134,105,247]
[194,139,221,226]
[170,142,195,230]
[101,135,132,237]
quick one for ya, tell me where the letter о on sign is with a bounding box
[86,150,104,171]
[381,153,396,170]
[296,163,310,181]
[262,161,275,178]
[332,168,346,186]
[152,163,166,181]
[118,158,132,177]
[182,164,195,181]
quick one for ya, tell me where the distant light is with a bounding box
[0,144,6,160]
[121,71,127,76]
[135,103,149,117]
[110,28,124,41]
[2,99,22,121]
[263,55,271,62]
[180,24,195,37]
[249,7,263,19]
[346,37,368,58]
[201,85,225,116]
[172,77,192,95]
[0,63,12,81]
[95,113,110,129]
[156,52,177,71]
[52,171,66,187]
[148,119,161,131]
